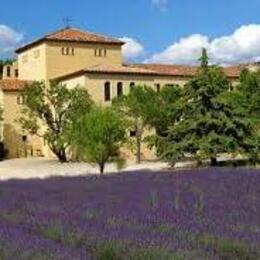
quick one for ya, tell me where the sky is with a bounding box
[1,0,260,65]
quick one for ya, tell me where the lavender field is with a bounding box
[0,168,259,259]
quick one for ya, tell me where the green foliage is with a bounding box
[71,106,127,174]
[226,68,260,163]
[113,85,162,163]
[155,49,255,165]
[18,81,93,162]
[91,240,179,260]
[196,234,260,260]
[145,84,182,152]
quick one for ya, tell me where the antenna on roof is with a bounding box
[63,17,73,29]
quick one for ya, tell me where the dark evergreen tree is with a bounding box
[156,49,255,166]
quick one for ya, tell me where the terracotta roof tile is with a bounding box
[130,64,241,78]
[53,63,242,81]
[84,64,157,75]
[0,79,28,91]
[16,28,124,53]
[45,28,123,44]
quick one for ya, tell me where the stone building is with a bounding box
[0,27,242,159]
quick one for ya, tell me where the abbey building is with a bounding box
[0,27,242,158]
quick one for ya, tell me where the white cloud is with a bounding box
[152,0,168,11]
[146,24,260,65]
[120,37,144,61]
[0,25,23,56]
[146,34,209,65]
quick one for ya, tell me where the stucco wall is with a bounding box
[18,43,47,81]
[2,91,44,158]
[84,73,156,104]
[61,75,86,90]
[2,61,19,79]
[45,42,123,79]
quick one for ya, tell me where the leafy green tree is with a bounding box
[226,68,260,162]
[156,49,254,166]
[113,86,159,163]
[145,85,182,148]
[18,81,93,162]
[71,106,127,174]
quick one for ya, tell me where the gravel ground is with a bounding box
[0,158,168,180]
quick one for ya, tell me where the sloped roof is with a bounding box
[0,79,28,91]
[16,27,124,53]
[130,64,241,78]
[52,64,158,81]
[53,63,242,81]
[84,64,157,75]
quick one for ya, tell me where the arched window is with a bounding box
[117,82,123,97]
[6,66,11,77]
[15,69,19,78]
[129,82,135,92]
[104,82,111,101]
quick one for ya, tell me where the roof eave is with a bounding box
[15,38,124,54]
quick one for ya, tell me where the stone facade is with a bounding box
[0,27,243,159]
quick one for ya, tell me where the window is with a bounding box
[117,82,123,97]
[15,69,19,78]
[130,129,137,137]
[17,95,24,105]
[95,48,107,57]
[129,82,135,92]
[156,84,161,93]
[6,66,11,77]
[104,82,111,101]
[61,47,75,56]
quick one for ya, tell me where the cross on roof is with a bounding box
[63,17,73,29]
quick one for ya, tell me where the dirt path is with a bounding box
[0,158,168,180]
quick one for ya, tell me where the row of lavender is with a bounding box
[0,168,259,259]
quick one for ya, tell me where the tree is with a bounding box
[145,85,182,148]
[71,106,127,174]
[112,86,159,164]
[226,68,260,162]
[156,49,254,166]
[18,81,93,162]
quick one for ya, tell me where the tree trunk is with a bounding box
[56,148,67,163]
[100,163,105,175]
[135,119,143,164]
[136,134,141,164]
[210,157,218,167]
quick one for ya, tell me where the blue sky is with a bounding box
[1,0,260,65]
